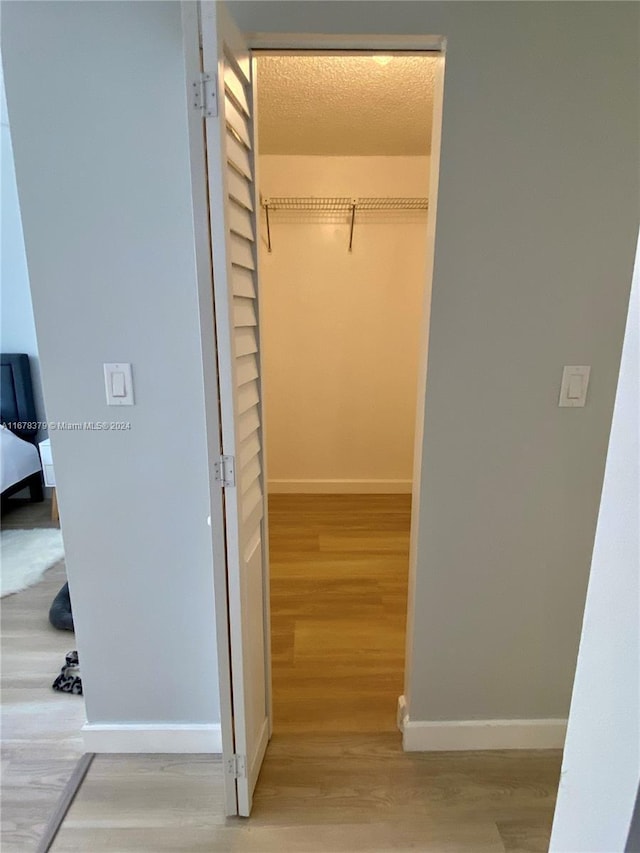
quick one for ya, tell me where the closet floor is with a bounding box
[268,493,411,734]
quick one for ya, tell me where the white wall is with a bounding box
[0,62,45,425]
[233,1,640,726]
[550,234,639,852]
[1,2,220,737]
[259,155,430,493]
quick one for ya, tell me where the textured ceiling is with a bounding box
[256,55,436,156]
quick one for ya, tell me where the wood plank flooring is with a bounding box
[269,494,411,733]
[3,494,562,851]
[1,499,86,853]
[51,736,560,851]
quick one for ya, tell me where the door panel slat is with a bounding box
[241,455,261,495]
[234,296,257,328]
[227,131,252,180]
[238,381,259,415]
[227,168,253,211]
[232,266,256,298]
[230,234,255,270]
[229,201,255,241]
[244,528,261,568]
[224,65,250,115]
[236,353,259,386]
[235,326,258,358]
[243,502,264,544]
[225,96,251,148]
[239,431,260,468]
[242,480,263,523]
[238,407,260,443]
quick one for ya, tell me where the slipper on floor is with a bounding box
[49,582,74,631]
[52,650,82,695]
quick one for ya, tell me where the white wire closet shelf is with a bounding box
[261,196,429,251]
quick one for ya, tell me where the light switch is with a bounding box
[104,363,134,406]
[559,366,590,408]
[111,371,127,397]
[567,373,583,400]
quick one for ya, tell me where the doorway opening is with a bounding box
[254,50,443,734]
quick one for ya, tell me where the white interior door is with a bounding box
[200,0,271,818]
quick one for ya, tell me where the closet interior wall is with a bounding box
[259,155,431,494]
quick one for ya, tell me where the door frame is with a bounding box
[248,31,448,734]
[184,8,448,814]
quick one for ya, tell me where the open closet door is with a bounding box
[200,0,270,817]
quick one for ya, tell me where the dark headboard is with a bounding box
[0,353,38,443]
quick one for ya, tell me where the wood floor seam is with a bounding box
[36,753,95,853]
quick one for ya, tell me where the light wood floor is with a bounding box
[51,736,560,852]
[1,499,86,853]
[3,494,562,851]
[269,494,411,733]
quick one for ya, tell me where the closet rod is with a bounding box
[261,196,429,252]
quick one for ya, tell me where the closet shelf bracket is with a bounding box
[261,196,428,252]
[348,200,356,253]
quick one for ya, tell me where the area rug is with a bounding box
[0,528,64,597]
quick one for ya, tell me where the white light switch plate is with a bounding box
[104,363,134,406]
[559,365,590,407]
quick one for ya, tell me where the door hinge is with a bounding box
[192,72,217,118]
[215,455,236,488]
[226,754,246,779]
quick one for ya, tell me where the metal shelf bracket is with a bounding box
[260,196,428,252]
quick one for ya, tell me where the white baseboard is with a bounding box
[399,703,566,751]
[82,723,222,754]
[268,478,412,494]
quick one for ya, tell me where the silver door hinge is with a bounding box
[192,72,217,118]
[215,455,235,488]
[226,754,246,779]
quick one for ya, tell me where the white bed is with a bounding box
[1,424,42,494]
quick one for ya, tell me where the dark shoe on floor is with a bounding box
[49,582,74,631]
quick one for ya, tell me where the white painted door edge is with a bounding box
[182,0,237,817]
[201,0,270,818]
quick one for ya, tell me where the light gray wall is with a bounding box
[231,1,640,721]
[1,2,220,725]
[2,0,638,735]
[0,63,45,426]
[550,235,639,852]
